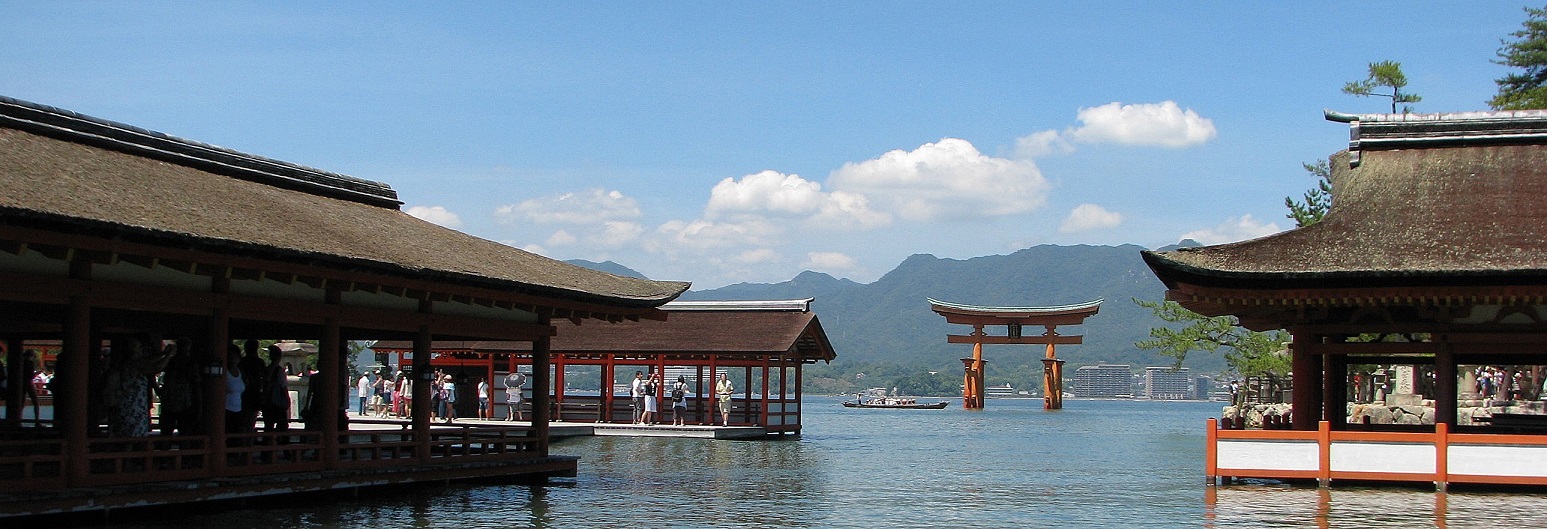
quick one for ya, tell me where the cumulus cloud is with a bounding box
[803,251,858,271]
[706,170,891,229]
[827,138,1050,221]
[592,221,645,247]
[1180,214,1283,245]
[1014,129,1073,158]
[1067,101,1217,148]
[494,188,641,225]
[405,205,463,228]
[652,218,782,251]
[734,248,779,264]
[544,230,577,247]
[1059,203,1124,233]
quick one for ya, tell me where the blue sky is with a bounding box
[2,2,1532,288]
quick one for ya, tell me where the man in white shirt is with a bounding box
[629,371,645,424]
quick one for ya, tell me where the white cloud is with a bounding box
[1067,101,1217,148]
[544,230,577,247]
[1180,214,1283,245]
[652,218,782,251]
[405,205,463,228]
[827,138,1050,221]
[734,248,779,264]
[706,170,891,229]
[803,251,858,271]
[591,221,645,247]
[494,188,641,225]
[1059,203,1124,233]
[1014,129,1073,158]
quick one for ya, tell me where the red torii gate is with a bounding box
[929,298,1102,410]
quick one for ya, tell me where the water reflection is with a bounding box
[1206,484,1547,528]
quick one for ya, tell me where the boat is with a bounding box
[842,397,950,409]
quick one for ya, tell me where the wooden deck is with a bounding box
[1207,418,1547,489]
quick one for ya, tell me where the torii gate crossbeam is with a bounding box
[928,298,1102,410]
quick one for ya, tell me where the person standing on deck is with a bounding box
[476,376,490,420]
[261,345,291,434]
[715,372,734,427]
[441,373,458,423]
[641,372,659,425]
[629,371,645,424]
[356,372,372,415]
[504,370,526,421]
[670,375,688,426]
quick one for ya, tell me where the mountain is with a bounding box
[570,245,1227,386]
[681,244,1225,378]
[564,259,649,279]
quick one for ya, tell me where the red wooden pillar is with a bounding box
[760,357,771,428]
[794,362,804,431]
[695,365,706,425]
[1290,330,1321,430]
[205,307,230,473]
[4,338,21,427]
[319,320,341,468]
[412,325,433,464]
[531,323,551,455]
[601,355,615,423]
[1435,340,1456,427]
[62,295,91,485]
[742,365,752,426]
[552,354,566,421]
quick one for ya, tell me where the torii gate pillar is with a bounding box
[929,298,1102,410]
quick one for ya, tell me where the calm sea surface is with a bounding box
[89,397,1547,528]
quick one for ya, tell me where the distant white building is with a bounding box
[1073,364,1132,398]
[1143,366,1195,400]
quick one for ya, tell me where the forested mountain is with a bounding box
[573,242,1225,393]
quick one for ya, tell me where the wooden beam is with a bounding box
[946,334,1084,345]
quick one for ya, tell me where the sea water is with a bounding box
[86,397,1547,528]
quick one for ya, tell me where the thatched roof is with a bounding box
[0,96,687,309]
[377,299,837,362]
[1145,110,1547,291]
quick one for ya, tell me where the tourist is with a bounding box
[16,349,41,422]
[238,340,267,431]
[224,345,246,435]
[105,335,172,438]
[356,371,372,415]
[429,370,443,421]
[158,337,200,435]
[670,375,688,426]
[504,370,527,421]
[641,372,659,425]
[476,376,490,420]
[261,345,291,434]
[630,371,645,424]
[441,374,457,423]
[715,372,734,427]
[396,372,411,418]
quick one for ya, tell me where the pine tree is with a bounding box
[1490,6,1547,110]
[1343,61,1422,114]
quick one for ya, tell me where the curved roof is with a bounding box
[927,297,1103,315]
[1146,110,1547,291]
[376,301,837,362]
[0,95,688,310]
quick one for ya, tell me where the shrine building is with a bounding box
[0,95,688,517]
[1144,109,1547,488]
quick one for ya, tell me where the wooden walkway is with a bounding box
[350,416,770,440]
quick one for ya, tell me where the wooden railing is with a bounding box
[1208,418,1547,488]
[0,423,542,492]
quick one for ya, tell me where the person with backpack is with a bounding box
[503,370,527,421]
[640,372,659,425]
[670,375,688,426]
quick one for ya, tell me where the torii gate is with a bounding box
[928,298,1102,410]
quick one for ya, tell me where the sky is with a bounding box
[1,2,1533,289]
